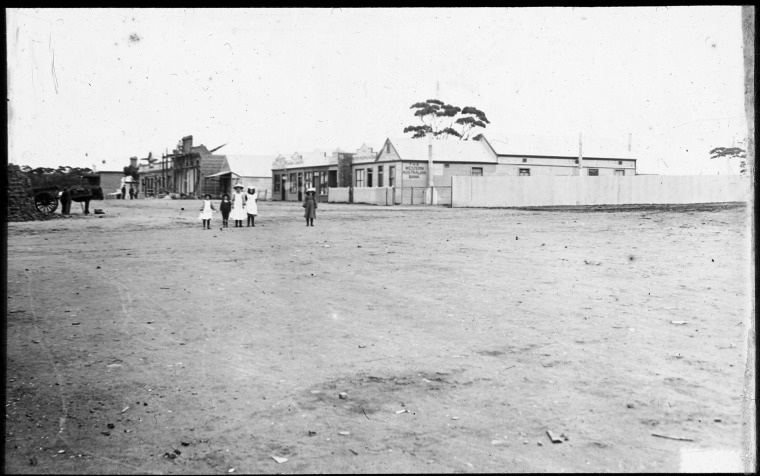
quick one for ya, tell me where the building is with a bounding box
[98,171,128,198]
[207,155,273,199]
[271,149,345,202]
[483,134,637,176]
[138,154,174,197]
[347,135,636,205]
[350,137,499,204]
[169,135,226,198]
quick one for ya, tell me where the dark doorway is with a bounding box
[297,173,303,201]
[328,170,338,188]
[367,169,373,188]
[281,175,286,200]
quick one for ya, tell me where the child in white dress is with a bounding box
[198,193,216,229]
[245,187,258,227]
[230,184,247,227]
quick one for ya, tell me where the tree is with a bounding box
[710,146,747,174]
[123,165,139,181]
[403,99,490,140]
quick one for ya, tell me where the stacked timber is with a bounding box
[5,165,54,222]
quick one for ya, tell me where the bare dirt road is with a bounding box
[4,198,753,473]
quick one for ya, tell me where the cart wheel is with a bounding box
[34,192,58,214]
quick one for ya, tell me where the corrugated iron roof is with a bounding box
[388,137,497,163]
[489,134,635,159]
[222,155,274,177]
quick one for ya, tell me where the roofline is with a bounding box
[498,153,636,162]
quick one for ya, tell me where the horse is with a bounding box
[69,187,104,215]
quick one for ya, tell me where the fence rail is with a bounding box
[328,187,452,206]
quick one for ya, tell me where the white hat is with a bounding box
[306,187,316,193]
[233,183,244,189]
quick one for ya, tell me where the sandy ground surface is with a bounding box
[4,198,754,474]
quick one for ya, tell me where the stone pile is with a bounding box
[5,165,54,222]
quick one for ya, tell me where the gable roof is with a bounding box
[386,137,497,163]
[489,134,635,159]
[222,155,274,177]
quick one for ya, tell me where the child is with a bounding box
[199,193,216,229]
[219,194,232,227]
[230,184,247,227]
[303,188,317,227]
[245,187,258,227]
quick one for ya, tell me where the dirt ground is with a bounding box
[4,198,754,473]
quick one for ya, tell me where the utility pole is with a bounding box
[578,132,583,174]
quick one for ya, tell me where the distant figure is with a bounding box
[60,187,72,215]
[198,193,216,230]
[219,194,231,228]
[245,187,258,227]
[121,185,126,200]
[303,188,317,227]
[134,189,139,199]
[230,184,247,227]
[129,186,135,199]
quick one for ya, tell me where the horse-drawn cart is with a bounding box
[31,186,60,214]
[29,185,104,215]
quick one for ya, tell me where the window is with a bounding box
[378,166,384,187]
[274,174,280,192]
[588,169,599,176]
[305,171,313,190]
[471,167,483,176]
[444,164,450,168]
[575,159,579,164]
[320,171,329,195]
[367,168,373,187]
[389,166,396,187]
[289,173,296,193]
[355,169,365,187]
[522,158,527,163]
[618,160,623,165]
[386,142,391,153]
[519,168,530,176]
[614,169,625,176]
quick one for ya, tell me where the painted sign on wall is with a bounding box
[402,162,427,180]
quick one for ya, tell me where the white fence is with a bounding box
[452,175,750,208]
[327,187,350,203]
[353,187,394,205]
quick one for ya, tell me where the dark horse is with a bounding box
[69,187,104,215]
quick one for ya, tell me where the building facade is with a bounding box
[271,150,343,202]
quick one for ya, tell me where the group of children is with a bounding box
[199,184,258,229]
[199,185,318,229]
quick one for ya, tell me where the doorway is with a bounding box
[281,175,286,200]
[297,173,303,201]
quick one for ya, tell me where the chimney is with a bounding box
[182,135,193,154]
[130,156,138,168]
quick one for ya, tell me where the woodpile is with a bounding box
[5,165,56,222]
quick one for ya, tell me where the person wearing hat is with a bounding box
[244,187,258,227]
[303,187,317,227]
[230,183,248,227]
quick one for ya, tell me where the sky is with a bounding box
[7,7,749,175]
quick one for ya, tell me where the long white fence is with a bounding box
[327,187,350,203]
[452,175,750,208]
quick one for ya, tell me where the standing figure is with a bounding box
[129,186,135,199]
[219,194,232,228]
[121,185,127,200]
[60,187,72,215]
[303,187,317,227]
[198,193,216,229]
[245,187,258,227]
[230,183,247,227]
[134,188,139,199]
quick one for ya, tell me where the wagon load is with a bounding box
[5,165,51,222]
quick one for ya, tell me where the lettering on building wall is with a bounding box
[402,162,427,180]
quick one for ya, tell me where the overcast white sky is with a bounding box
[7,7,748,175]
